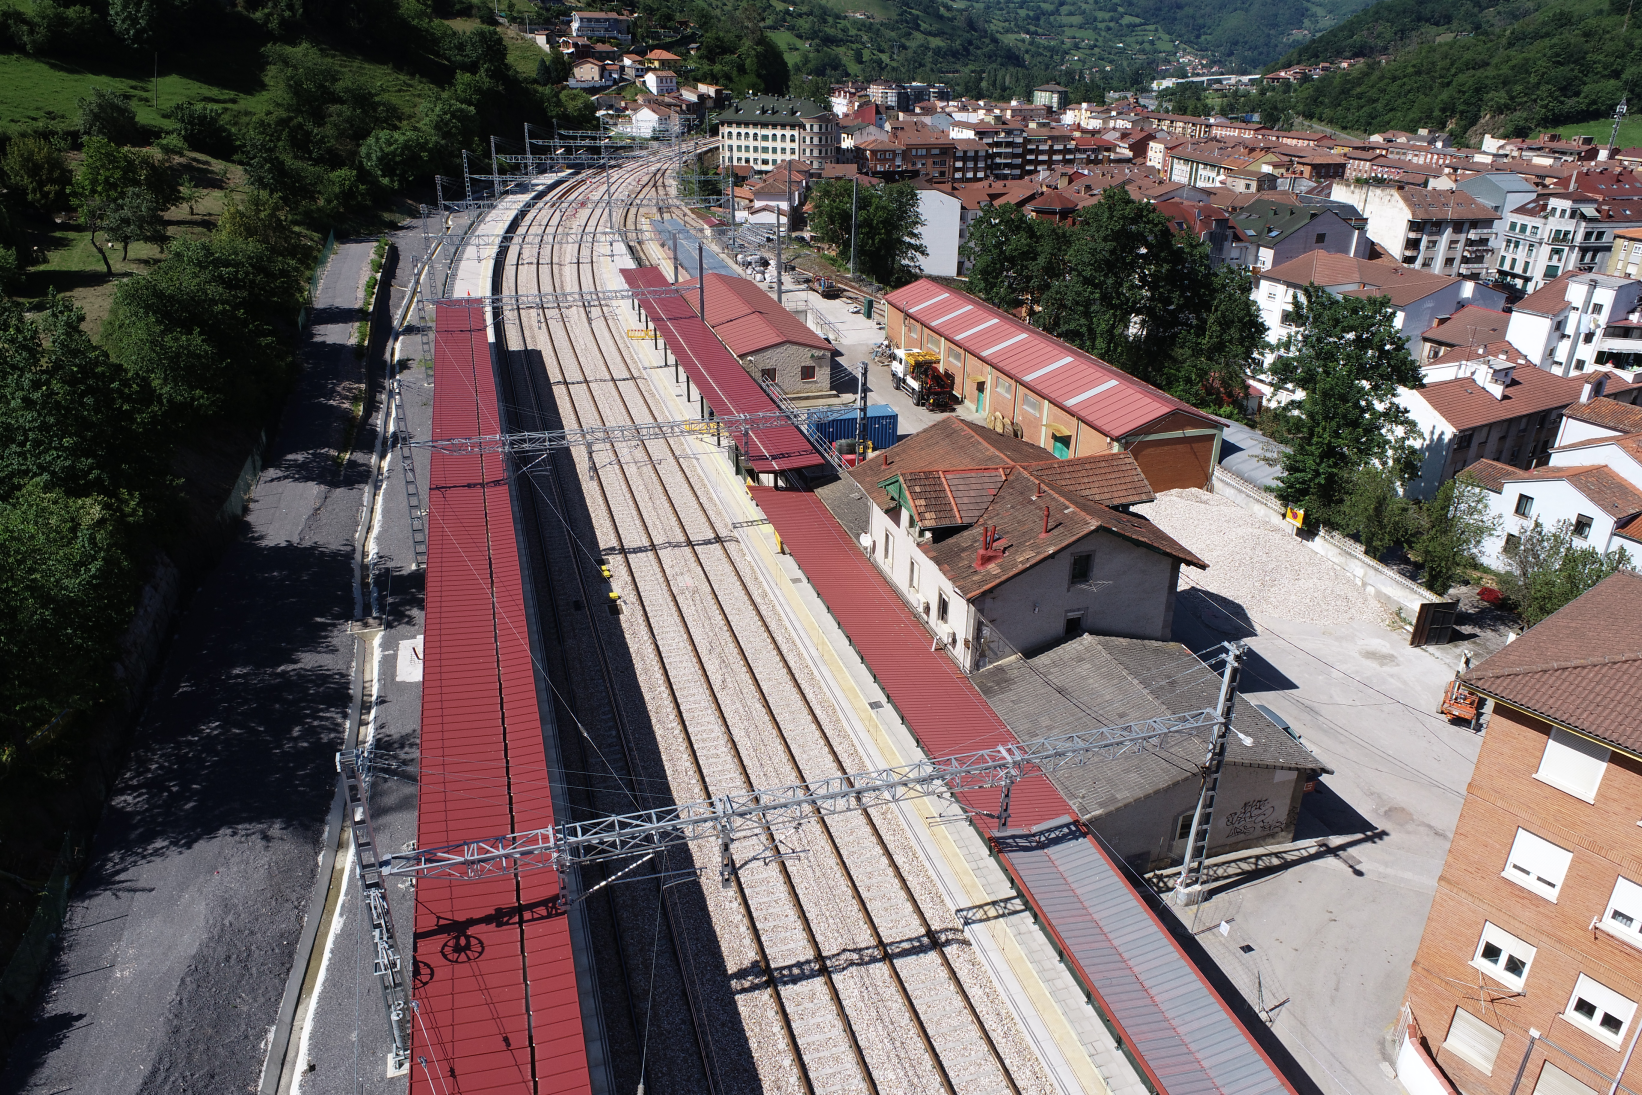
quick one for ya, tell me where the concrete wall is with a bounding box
[1210,466,1448,619]
[1087,761,1307,869]
[913,189,962,277]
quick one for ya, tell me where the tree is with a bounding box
[77,87,142,146]
[359,127,436,191]
[104,187,167,261]
[1338,465,1419,560]
[960,201,1059,313]
[3,136,73,213]
[104,236,306,423]
[1415,477,1497,595]
[1163,264,1265,411]
[1268,285,1423,518]
[806,179,926,286]
[1035,187,1214,387]
[72,137,148,273]
[0,482,136,739]
[0,292,162,501]
[0,247,20,295]
[1497,519,1632,626]
[215,189,308,261]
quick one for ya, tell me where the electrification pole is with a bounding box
[849,175,859,278]
[1173,642,1246,906]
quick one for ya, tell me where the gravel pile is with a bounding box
[1138,488,1398,628]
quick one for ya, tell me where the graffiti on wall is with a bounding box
[1223,797,1282,838]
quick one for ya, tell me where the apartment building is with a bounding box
[867,80,908,111]
[1229,197,1364,269]
[1504,273,1642,378]
[1334,180,1500,277]
[1032,83,1070,111]
[568,10,630,40]
[718,96,839,171]
[1401,342,1587,498]
[1495,190,1642,293]
[1606,227,1642,278]
[1397,572,1642,1095]
[949,119,1026,177]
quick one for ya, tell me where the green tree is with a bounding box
[3,136,73,213]
[104,237,305,423]
[0,482,136,739]
[104,187,167,261]
[1163,264,1265,411]
[960,201,1059,313]
[359,127,436,190]
[1268,285,1423,518]
[77,87,142,146]
[1035,187,1214,387]
[1415,477,1497,595]
[1498,519,1632,626]
[806,179,926,286]
[1336,465,1419,560]
[0,293,162,501]
[215,189,308,262]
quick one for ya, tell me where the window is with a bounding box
[1280,309,1296,327]
[994,378,1013,399]
[1534,1062,1601,1095]
[1503,828,1573,900]
[1064,611,1084,637]
[937,592,949,623]
[800,364,817,381]
[1515,493,1535,517]
[1566,974,1636,1046]
[1573,514,1594,540]
[760,368,777,382]
[1472,922,1536,989]
[1315,232,1327,244]
[1455,432,1474,451]
[883,532,892,564]
[1505,533,1522,553]
[1602,877,1642,946]
[1070,552,1093,584]
[1535,727,1609,802]
[1444,1007,1506,1075]
[908,559,919,591]
[1175,813,1194,841]
[1021,393,1043,417]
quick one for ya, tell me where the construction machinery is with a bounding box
[1439,664,1482,727]
[891,349,956,411]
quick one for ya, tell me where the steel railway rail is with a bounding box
[491,151,1034,1094]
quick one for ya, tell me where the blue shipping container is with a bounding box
[809,403,898,453]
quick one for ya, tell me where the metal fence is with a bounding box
[297,230,339,330]
[0,834,81,1029]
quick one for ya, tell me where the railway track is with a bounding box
[488,151,1045,1094]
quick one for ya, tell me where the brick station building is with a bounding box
[1398,571,1642,1095]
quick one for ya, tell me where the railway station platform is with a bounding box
[413,302,591,1095]
[620,265,826,480]
[749,484,1300,1095]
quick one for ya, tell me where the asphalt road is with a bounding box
[2,238,382,1095]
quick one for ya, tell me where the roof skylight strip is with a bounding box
[908,292,951,314]
[933,304,974,325]
[983,332,1030,356]
[1067,379,1120,405]
[956,317,1001,340]
[1023,356,1076,381]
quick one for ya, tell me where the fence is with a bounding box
[0,834,82,1034]
[296,230,338,330]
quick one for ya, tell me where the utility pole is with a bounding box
[698,241,706,315]
[775,176,784,306]
[849,175,859,278]
[1173,641,1246,906]
[855,359,868,458]
[672,230,679,282]
[338,751,412,1073]
[1607,98,1629,161]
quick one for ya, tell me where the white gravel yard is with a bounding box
[1137,488,1400,629]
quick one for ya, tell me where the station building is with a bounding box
[882,280,1223,491]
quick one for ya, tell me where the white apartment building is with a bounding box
[1504,273,1642,378]
[718,96,839,171]
[1494,193,1642,293]
[1333,180,1499,278]
[1464,392,1642,567]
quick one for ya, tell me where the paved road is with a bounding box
[1165,587,1476,1095]
[2,239,382,1095]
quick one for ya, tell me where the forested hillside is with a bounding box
[1254,0,1640,141]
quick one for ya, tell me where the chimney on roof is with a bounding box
[1039,505,1051,538]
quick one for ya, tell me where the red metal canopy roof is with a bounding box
[415,304,590,1095]
[621,266,825,473]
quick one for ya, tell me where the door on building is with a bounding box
[1051,430,1071,458]
[1063,610,1084,637]
[1170,811,1195,862]
[974,381,985,414]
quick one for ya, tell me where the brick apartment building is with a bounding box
[1398,571,1642,1095]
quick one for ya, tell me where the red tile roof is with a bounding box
[1413,359,1586,432]
[677,272,831,356]
[1463,571,1642,752]
[1512,273,1578,316]
[1261,252,1463,308]
[1497,463,1642,521]
[885,279,1216,440]
[1422,305,1509,349]
[1562,395,1642,435]
[1458,458,1516,493]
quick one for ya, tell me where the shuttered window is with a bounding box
[1535,728,1609,802]
[1602,877,1642,948]
[1443,1007,1504,1075]
[1565,974,1636,1046]
[1503,828,1573,901]
[1534,1063,1601,1095]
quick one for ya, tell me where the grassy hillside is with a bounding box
[1250,0,1638,141]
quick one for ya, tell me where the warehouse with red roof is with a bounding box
[883,279,1224,491]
